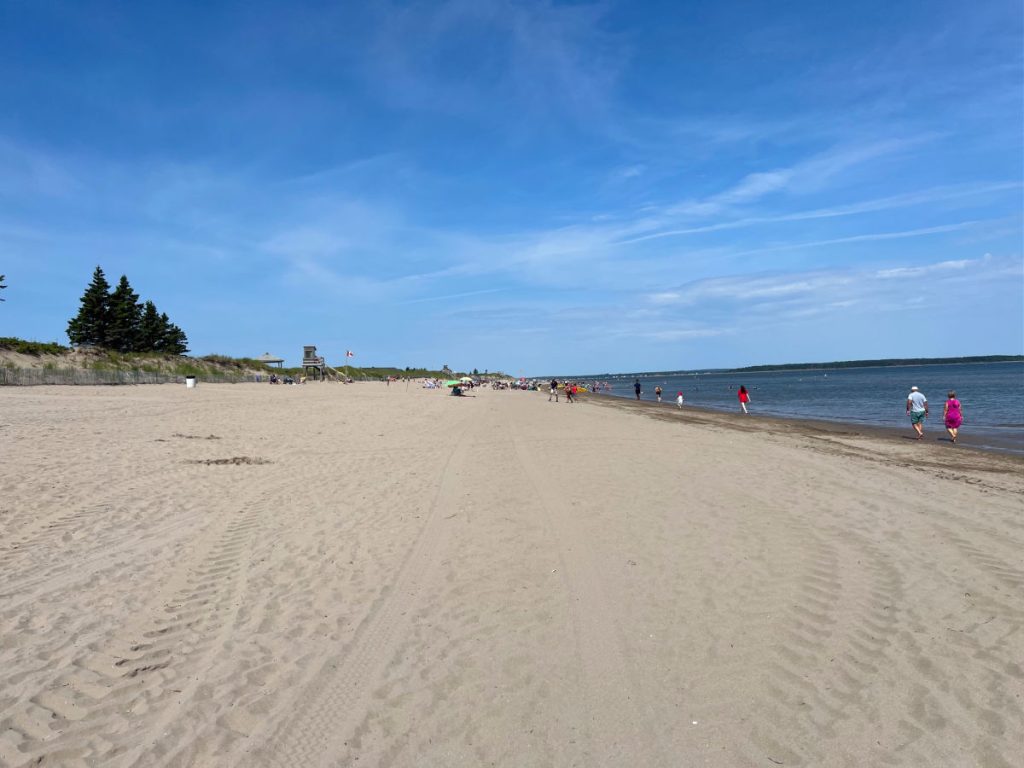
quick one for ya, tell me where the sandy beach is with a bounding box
[0,382,1021,768]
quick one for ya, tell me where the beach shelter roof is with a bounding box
[256,352,285,366]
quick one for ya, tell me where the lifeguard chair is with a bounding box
[301,345,326,380]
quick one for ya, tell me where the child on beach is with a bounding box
[738,386,750,414]
[676,391,684,408]
[655,385,663,402]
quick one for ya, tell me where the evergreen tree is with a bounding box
[107,275,142,352]
[137,301,164,351]
[67,266,188,353]
[67,266,112,346]
[157,312,189,355]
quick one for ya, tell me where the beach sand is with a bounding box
[0,383,1021,767]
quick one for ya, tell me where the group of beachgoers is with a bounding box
[906,386,964,443]
[557,378,967,445]
[633,380,688,409]
[267,373,298,385]
[548,379,580,403]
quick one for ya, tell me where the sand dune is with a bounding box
[0,383,1021,767]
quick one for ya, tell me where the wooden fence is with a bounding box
[0,367,256,386]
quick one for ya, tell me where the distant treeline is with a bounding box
[252,365,508,379]
[539,355,1023,380]
[353,366,455,378]
[343,366,508,379]
[732,355,1023,373]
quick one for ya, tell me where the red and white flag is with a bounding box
[346,350,355,358]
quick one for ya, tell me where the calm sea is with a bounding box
[582,362,1024,454]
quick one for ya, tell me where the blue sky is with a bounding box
[1,0,1021,373]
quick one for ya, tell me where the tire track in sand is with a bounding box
[0,503,265,768]
[508,419,670,766]
[240,413,478,768]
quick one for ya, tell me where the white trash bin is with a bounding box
[185,376,197,389]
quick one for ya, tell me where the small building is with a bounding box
[256,352,284,368]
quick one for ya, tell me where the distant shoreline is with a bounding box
[729,355,1023,374]
[539,356,1023,380]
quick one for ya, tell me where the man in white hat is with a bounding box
[906,386,929,440]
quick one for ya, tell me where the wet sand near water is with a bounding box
[591,390,1024,455]
[0,383,1021,767]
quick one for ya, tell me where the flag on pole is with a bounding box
[346,350,355,358]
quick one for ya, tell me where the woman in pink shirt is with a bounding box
[943,391,963,444]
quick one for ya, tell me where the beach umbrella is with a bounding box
[460,376,473,382]
[446,380,460,387]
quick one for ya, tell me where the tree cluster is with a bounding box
[67,267,188,354]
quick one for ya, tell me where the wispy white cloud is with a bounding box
[634,328,730,342]
[615,182,1020,246]
[616,113,803,152]
[282,258,397,301]
[875,256,978,279]
[716,170,793,204]
[0,137,82,198]
[648,291,681,304]
[642,252,1017,319]
[360,0,622,122]
[609,164,646,182]
[730,220,988,259]
[404,214,1001,297]
[2,128,1017,329]
[398,287,505,304]
[277,153,405,188]
[261,200,401,258]
[664,137,930,220]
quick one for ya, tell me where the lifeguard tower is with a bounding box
[301,345,326,380]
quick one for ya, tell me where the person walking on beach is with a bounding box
[906,386,928,439]
[549,379,559,402]
[676,391,684,408]
[943,390,963,444]
[565,383,575,403]
[737,385,750,414]
[655,385,663,402]
[634,379,642,400]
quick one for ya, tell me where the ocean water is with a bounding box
[586,362,1024,453]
